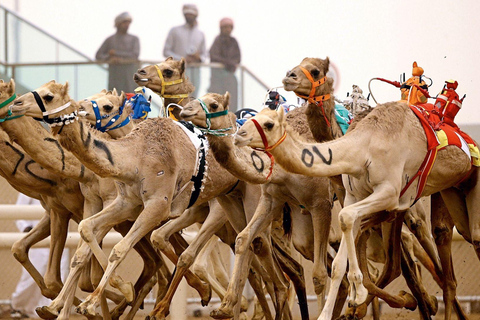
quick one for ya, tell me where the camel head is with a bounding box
[133,57,195,96]
[235,107,287,149]
[0,79,19,119]
[11,80,79,133]
[78,89,130,132]
[283,57,333,99]
[180,92,235,130]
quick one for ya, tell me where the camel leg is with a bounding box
[211,194,287,319]
[44,208,71,296]
[272,239,309,320]
[11,211,58,298]
[78,199,142,301]
[110,222,165,320]
[36,239,93,319]
[148,207,227,319]
[432,192,469,320]
[76,201,172,317]
[149,204,213,304]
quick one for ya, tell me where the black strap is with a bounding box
[187,141,207,208]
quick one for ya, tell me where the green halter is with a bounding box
[195,98,232,136]
[0,93,22,122]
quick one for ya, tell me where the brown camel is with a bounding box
[282,57,471,320]
[179,92,353,319]
[234,94,479,319]
[4,86,177,320]
[11,80,293,319]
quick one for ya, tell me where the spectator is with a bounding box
[9,193,69,318]
[208,17,241,111]
[96,12,140,93]
[163,4,207,97]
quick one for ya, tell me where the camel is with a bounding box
[10,80,298,319]
[234,90,479,319]
[179,93,356,319]
[4,85,177,320]
[133,57,195,119]
[0,79,85,301]
[282,57,471,320]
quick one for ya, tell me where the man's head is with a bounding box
[114,12,132,33]
[183,4,198,26]
[219,17,234,36]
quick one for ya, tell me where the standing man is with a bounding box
[163,4,207,97]
[96,12,140,93]
[208,17,241,111]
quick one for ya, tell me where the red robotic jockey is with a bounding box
[434,79,465,127]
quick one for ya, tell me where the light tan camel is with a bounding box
[11,81,292,319]
[4,86,176,320]
[283,57,470,320]
[180,93,352,319]
[0,79,85,301]
[234,96,479,319]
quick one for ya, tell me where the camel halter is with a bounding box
[0,93,23,122]
[250,118,287,180]
[31,91,77,128]
[91,99,131,132]
[154,65,189,102]
[295,66,331,127]
[194,99,232,136]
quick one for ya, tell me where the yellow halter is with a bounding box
[154,65,189,103]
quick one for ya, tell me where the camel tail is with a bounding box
[282,203,292,239]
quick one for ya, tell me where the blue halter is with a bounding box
[91,99,131,132]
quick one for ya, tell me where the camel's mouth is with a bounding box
[234,131,252,147]
[133,73,149,84]
[282,78,299,92]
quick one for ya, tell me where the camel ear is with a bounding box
[166,56,173,61]
[277,104,286,124]
[223,92,230,110]
[179,58,186,76]
[112,88,118,96]
[101,89,108,93]
[0,79,3,83]
[63,81,70,95]
[119,91,126,102]
[324,57,330,75]
[9,78,15,89]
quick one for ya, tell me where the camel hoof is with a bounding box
[429,295,439,315]
[35,306,58,319]
[210,308,234,319]
[201,284,212,307]
[399,290,418,311]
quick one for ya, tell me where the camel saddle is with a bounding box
[401,103,479,202]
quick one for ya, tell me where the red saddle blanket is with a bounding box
[400,103,479,202]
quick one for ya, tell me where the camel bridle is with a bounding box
[154,65,189,102]
[294,66,332,127]
[91,99,131,132]
[250,118,287,180]
[194,99,232,136]
[0,93,22,122]
[31,91,77,129]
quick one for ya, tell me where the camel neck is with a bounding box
[207,134,272,184]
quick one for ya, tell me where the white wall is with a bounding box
[3,0,480,125]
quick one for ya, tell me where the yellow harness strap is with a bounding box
[154,65,188,99]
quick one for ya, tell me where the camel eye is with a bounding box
[164,69,174,78]
[265,122,274,130]
[44,94,54,102]
[103,104,113,113]
[211,103,219,110]
[311,69,320,77]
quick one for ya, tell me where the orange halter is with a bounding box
[294,66,331,127]
[250,118,287,180]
